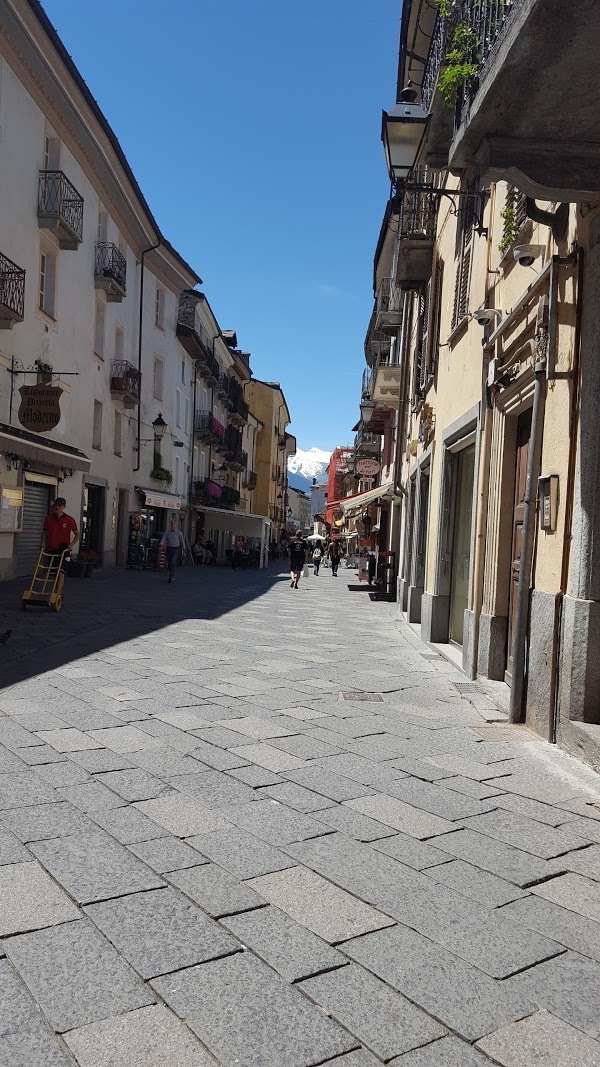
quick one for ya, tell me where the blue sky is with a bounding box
[43,0,400,452]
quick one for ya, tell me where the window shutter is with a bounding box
[418,286,430,391]
[426,257,443,380]
[452,175,478,331]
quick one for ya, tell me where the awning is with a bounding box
[195,504,271,524]
[139,489,183,510]
[0,424,91,473]
[337,481,394,514]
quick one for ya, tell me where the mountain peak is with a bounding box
[288,447,331,482]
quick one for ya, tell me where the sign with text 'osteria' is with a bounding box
[18,384,63,432]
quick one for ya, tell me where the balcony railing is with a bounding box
[453,0,521,127]
[218,373,233,405]
[244,471,257,490]
[375,278,403,333]
[38,171,83,248]
[110,360,141,407]
[95,242,126,301]
[177,291,214,368]
[194,410,226,447]
[354,429,381,455]
[228,394,249,425]
[0,252,25,328]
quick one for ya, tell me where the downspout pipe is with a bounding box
[134,239,161,473]
[508,355,547,723]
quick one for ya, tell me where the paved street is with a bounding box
[1,562,600,1065]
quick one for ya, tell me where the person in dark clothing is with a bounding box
[329,540,341,577]
[160,518,185,583]
[288,530,309,589]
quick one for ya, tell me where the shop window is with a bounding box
[113,410,122,456]
[153,357,164,401]
[39,247,57,317]
[94,299,105,357]
[93,400,102,450]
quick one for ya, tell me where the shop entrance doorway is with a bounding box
[449,444,476,646]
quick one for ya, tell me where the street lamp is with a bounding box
[152,412,167,466]
[360,399,375,425]
[381,85,429,185]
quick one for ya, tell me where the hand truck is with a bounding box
[22,547,68,612]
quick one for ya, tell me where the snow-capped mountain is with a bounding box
[288,447,330,482]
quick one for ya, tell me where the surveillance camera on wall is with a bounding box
[471,308,502,326]
[513,245,544,267]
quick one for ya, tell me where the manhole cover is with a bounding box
[340,692,384,702]
[452,682,489,696]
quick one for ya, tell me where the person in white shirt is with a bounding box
[160,518,185,583]
[312,545,323,575]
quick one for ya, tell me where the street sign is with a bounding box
[18,384,63,433]
[355,458,381,477]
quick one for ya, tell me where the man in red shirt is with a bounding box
[41,497,79,595]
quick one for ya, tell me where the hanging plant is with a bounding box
[499,187,521,254]
[438,24,479,105]
[150,467,173,486]
[434,0,456,16]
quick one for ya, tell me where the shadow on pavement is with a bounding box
[0,564,291,689]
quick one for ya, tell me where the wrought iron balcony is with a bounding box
[38,171,83,248]
[228,395,249,427]
[110,360,140,407]
[364,308,392,367]
[177,291,213,368]
[218,373,233,406]
[362,366,372,398]
[0,252,25,329]
[354,429,381,456]
[392,170,439,288]
[95,242,126,301]
[375,278,403,333]
[193,478,223,506]
[244,470,257,490]
[194,410,226,447]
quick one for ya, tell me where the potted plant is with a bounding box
[78,549,99,577]
[150,467,173,487]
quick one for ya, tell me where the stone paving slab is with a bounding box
[506,950,600,1037]
[498,894,600,963]
[314,802,400,841]
[300,963,446,1059]
[476,1010,600,1066]
[389,1036,493,1065]
[382,777,494,821]
[4,918,153,1032]
[94,768,174,801]
[85,887,239,977]
[0,800,94,842]
[0,772,59,809]
[0,860,80,934]
[462,809,591,860]
[64,1005,215,1067]
[168,861,265,917]
[370,832,452,871]
[151,952,357,1067]
[134,795,230,837]
[168,769,256,807]
[257,780,336,812]
[246,865,394,942]
[186,826,294,880]
[430,858,526,907]
[0,1025,76,1067]
[428,828,554,887]
[283,764,377,800]
[343,924,535,1041]
[346,793,455,839]
[30,830,164,904]
[129,835,207,873]
[223,798,331,845]
[221,904,345,982]
[531,872,600,922]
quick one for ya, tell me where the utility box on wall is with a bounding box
[538,474,559,532]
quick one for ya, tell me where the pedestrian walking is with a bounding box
[160,518,185,584]
[40,497,79,598]
[288,529,309,589]
[329,540,341,577]
[312,545,323,575]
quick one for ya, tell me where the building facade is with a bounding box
[245,380,295,544]
[352,0,600,763]
[0,0,283,578]
[287,486,311,534]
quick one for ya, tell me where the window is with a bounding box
[97,210,108,242]
[175,455,180,494]
[452,175,479,331]
[155,287,164,329]
[113,410,122,456]
[93,301,105,358]
[176,388,181,428]
[44,134,60,170]
[185,396,190,434]
[93,400,102,450]
[153,357,164,400]
[115,324,124,360]
[181,359,185,384]
[39,248,57,317]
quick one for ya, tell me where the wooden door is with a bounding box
[507,409,532,677]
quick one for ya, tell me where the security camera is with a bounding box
[471,308,502,326]
[514,245,544,267]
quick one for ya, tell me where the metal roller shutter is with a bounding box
[16,482,52,577]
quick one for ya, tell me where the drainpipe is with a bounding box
[548,249,584,743]
[508,354,548,723]
[188,362,199,517]
[134,239,161,473]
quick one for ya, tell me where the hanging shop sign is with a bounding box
[355,458,381,477]
[144,493,181,510]
[18,384,63,433]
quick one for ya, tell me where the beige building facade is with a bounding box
[356,0,600,764]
